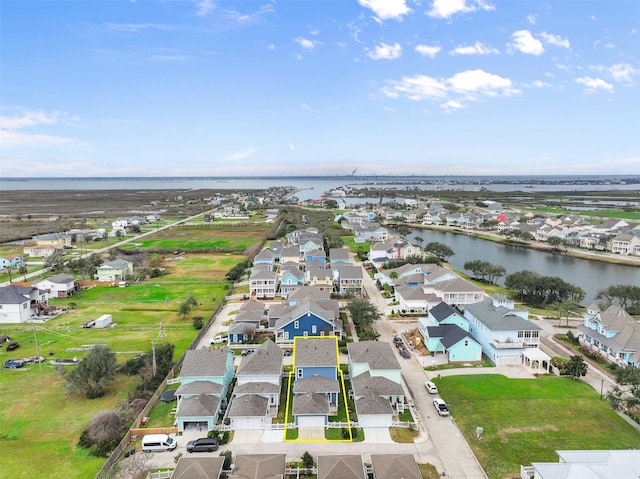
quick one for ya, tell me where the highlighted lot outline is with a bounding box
[283,335,354,442]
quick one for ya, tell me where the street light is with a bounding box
[600,378,604,399]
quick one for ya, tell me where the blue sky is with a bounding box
[1,0,638,177]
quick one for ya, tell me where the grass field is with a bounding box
[0,247,248,479]
[438,374,640,479]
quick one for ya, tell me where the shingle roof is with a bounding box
[293,375,339,394]
[180,348,231,378]
[228,395,269,418]
[293,392,330,415]
[234,382,281,395]
[348,341,401,371]
[465,298,540,332]
[370,454,422,479]
[317,455,366,479]
[294,337,338,368]
[42,273,75,284]
[229,454,286,479]
[236,340,282,376]
[176,394,220,417]
[176,380,223,396]
[429,302,460,322]
[426,324,476,349]
[0,285,33,304]
[172,457,225,479]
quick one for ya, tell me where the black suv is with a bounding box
[186,437,219,453]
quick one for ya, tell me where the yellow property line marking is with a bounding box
[283,336,354,442]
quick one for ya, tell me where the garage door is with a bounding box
[358,415,392,428]
[231,417,268,430]
[498,354,522,366]
[297,415,326,428]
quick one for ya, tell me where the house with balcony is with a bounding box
[278,265,304,298]
[292,337,340,427]
[249,267,278,299]
[611,231,640,256]
[95,259,133,283]
[329,247,350,266]
[229,340,283,429]
[577,305,640,368]
[419,302,481,361]
[274,300,342,343]
[174,347,234,432]
[0,254,25,270]
[464,297,548,369]
[334,265,363,296]
[33,273,78,298]
[253,248,276,271]
[0,285,49,324]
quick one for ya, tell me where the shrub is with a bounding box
[192,316,204,329]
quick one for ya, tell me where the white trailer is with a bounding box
[94,314,112,329]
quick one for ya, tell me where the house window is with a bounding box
[303,331,308,337]
[312,325,317,334]
[284,332,289,340]
[294,320,299,329]
[464,340,469,346]
[297,369,303,379]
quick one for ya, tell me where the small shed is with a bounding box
[94,314,113,329]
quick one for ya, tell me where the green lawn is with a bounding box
[438,374,640,479]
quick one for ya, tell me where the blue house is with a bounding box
[292,337,340,427]
[274,300,342,343]
[423,324,483,362]
[419,302,469,335]
[254,248,276,271]
[174,348,234,432]
[279,265,304,298]
[304,248,326,264]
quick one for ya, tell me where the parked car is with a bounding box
[283,349,292,357]
[393,337,404,348]
[398,347,410,359]
[6,342,19,351]
[4,359,24,369]
[425,381,438,394]
[210,335,227,345]
[241,348,256,357]
[433,398,450,416]
[186,437,219,453]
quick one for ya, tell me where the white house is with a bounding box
[0,285,48,324]
[33,273,77,298]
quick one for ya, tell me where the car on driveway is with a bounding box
[186,437,219,453]
[210,335,227,345]
[4,359,24,369]
[425,381,438,394]
[398,347,410,359]
[241,348,256,357]
[393,336,404,348]
[283,349,292,357]
[433,398,450,416]
[6,342,19,351]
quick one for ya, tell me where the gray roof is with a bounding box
[40,273,75,285]
[180,348,231,378]
[236,340,283,376]
[293,375,339,394]
[234,382,281,395]
[348,341,401,371]
[172,457,224,479]
[176,394,220,417]
[395,285,428,301]
[176,380,223,396]
[354,394,394,415]
[235,309,264,323]
[351,371,404,414]
[275,300,339,331]
[293,392,330,415]
[429,301,461,321]
[426,324,477,349]
[335,265,362,280]
[288,286,332,302]
[102,259,130,269]
[317,455,366,479]
[229,454,286,479]
[532,450,640,479]
[0,285,34,305]
[250,268,277,280]
[239,299,266,312]
[370,454,422,479]
[465,298,540,332]
[228,394,269,418]
[294,337,338,368]
[437,277,482,292]
[329,247,350,262]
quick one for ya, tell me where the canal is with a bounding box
[410,228,639,306]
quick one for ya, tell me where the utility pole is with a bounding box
[151,337,157,377]
[32,324,42,371]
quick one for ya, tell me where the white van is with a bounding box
[141,434,177,452]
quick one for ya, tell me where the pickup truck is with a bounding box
[433,398,450,416]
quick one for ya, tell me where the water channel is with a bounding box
[410,228,639,306]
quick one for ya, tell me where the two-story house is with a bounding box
[94,259,133,283]
[0,285,49,324]
[577,305,640,368]
[33,273,78,298]
[174,347,235,432]
[274,300,342,343]
[249,267,278,299]
[292,337,340,427]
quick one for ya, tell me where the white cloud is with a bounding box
[367,42,402,60]
[415,44,442,58]
[509,30,544,55]
[309,28,320,36]
[450,41,499,55]
[288,143,295,150]
[104,23,176,33]
[609,63,637,83]
[0,110,88,148]
[223,4,274,24]
[196,0,215,17]
[540,32,570,49]
[531,80,552,88]
[382,69,518,109]
[358,0,411,20]
[222,147,257,162]
[575,76,614,93]
[266,43,275,51]
[427,0,495,19]
[295,37,317,50]
[527,14,537,25]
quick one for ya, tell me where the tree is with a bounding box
[45,250,66,271]
[547,236,565,252]
[596,284,640,315]
[192,316,204,329]
[347,297,380,329]
[607,365,640,414]
[552,301,580,327]
[78,411,125,457]
[414,236,423,247]
[18,264,28,280]
[178,301,192,320]
[302,451,315,469]
[565,355,588,380]
[324,199,338,209]
[64,345,117,399]
[425,242,454,261]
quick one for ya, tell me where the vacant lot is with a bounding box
[438,374,640,479]
[0,237,253,478]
